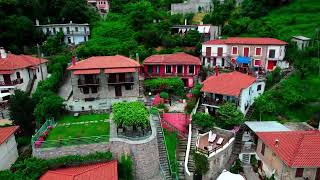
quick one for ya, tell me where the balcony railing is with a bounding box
[0,78,23,86]
[107,77,134,84]
[78,78,99,86]
[202,97,225,106]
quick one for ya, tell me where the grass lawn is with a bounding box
[164,130,179,176]
[41,114,110,148]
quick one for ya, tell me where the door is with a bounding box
[267,60,276,70]
[206,47,211,57]
[244,47,249,57]
[316,168,320,180]
[3,75,11,85]
[217,47,223,56]
[115,85,122,97]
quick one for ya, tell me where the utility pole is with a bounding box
[37,44,44,81]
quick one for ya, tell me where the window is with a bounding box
[295,168,304,177]
[232,46,238,55]
[206,47,211,57]
[243,47,250,57]
[156,66,160,74]
[16,72,21,79]
[59,27,63,32]
[125,84,133,90]
[83,87,89,94]
[257,84,262,91]
[255,47,262,56]
[91,86,97,94]
[254,59,261,66]
[189,65,195,74]
[217,47,223,56]
[261,143,265,155]
[177,65,183,74]
[53,28,56,34]
[75,27,78,32]
[269,49,276,58]
[147,65,153,74]
[165,65,172,74]
[46,28,49,34]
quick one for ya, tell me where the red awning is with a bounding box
[73,69,100,75]
[104,68,136,74]
[0,70,14,74]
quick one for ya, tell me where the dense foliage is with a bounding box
[144,77,185,96]
[217,103,244,129]
[0,152,113,180]
[112,102,149,128]
[160,91,169,99]
[9,90,35,135]
[193,152,209,175]
[230,159,243,174]
[192,113,215,129]
[118,154,134,180]
[191,83,203,98]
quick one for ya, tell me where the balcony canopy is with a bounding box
[73,69,100,75]
[236,56,251,64]
[104,68,136,74]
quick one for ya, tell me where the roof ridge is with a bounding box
[289,132,305,166]
[73,161,116,178]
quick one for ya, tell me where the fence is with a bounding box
[31,117,56,148]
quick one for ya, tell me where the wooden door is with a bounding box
[217,47,223,56]
[206,47,211,57]
[3,75,11,85]
[316,168,320,180]
[115,85,122,97]
[244,47,249,57]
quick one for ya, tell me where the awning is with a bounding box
[0,70,14,74]
[104,68,136,74]
[236,56,251,64]
[73,69,100,75]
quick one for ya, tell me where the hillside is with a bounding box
[262,0,320,40]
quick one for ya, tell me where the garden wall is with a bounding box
[33,134,160,180]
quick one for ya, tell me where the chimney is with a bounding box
[275,139,279,147]
[70,21,73,24]
[0,47,7,59]
[184,19,187,25]
[35,19,40,26]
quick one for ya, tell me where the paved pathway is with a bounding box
[167,101,186,112]
[243,165,259,180]
[109,114,118,138]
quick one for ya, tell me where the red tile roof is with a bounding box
[257,131,320,167]
[104,68,136,73]
[143,52,201,65]
[201,71,256,97]
[68,55,140,70]
[0,54,48,71]
[0,126,19,144]
[40,160,118,180]
[203,37,287,45]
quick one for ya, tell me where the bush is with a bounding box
[230,159,243,174]
[144,77,185,96]
[192,113,215,129]
[193,152,209,175]
[160,91,169,99]
[157,103,166,109]
[191,83,203,98]
[217,103,244,129]
[118,154,134,180]
[186,97,197,114]
[112,101,149,128]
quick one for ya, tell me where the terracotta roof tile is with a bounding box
[0,54,48,71]
[143,52,201,65]
[203,37,287,45]
[67,55,140,70]
[0,126,19,144]
[257,131,320,167]
[40,160,118,180]
[201,71,256,97]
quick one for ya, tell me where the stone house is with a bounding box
[201,71,265,115]
[67,55,140,111]
[201,37,288,71]
[36,21,90,45]
[143,52,201,88]
[0,48,48,97]
[256,130,320,180]
[0,126,19,171]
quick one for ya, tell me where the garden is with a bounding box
[33,113,110,148]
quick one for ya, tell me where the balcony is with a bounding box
[0,78,23,86]
[78,78,99,86]
[202,97,226,107]
[107,77,134,84]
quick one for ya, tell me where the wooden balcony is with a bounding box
[77,78,99,86]
[107,77,134,85]
[0,78,23,86]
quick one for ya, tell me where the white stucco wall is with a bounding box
[267,45,286,60]
[239,81,265,114]
[202,44,228,57]
[0,135,19,171]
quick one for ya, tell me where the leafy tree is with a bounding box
[118,154,134,180]
[217,102,244,129]
[9,90,35,135]
[34,92,64,127]
[191,83,203,98]
[254,92,277,121]
[193,152,209,175]
[42,32,66,56]
[144,77,185,96]
[160,92,169,99]
[183,30,201,46]
[192,113,215,129]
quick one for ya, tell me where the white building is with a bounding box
[201,37,288,71]
[36,21,90,45]
[0,126,19,170]
[201,71,265,115]
[0,48,48,97]
[291,36,311,50]
[171,24,221,41]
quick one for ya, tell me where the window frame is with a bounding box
[165,65,172,74]
[257,84,262,91]
[268,49,276,58]
[177,65,183,74]
[147,65,153,74]
[232,46,238,55]
[254,59,261,67]
[243,47,250,57]
[295,168,304,177]
[255,47,262,56]
[188,65,195,74]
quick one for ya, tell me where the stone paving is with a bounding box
[167,100,186,112]
[243,165,260,180]
[58,119,109,126]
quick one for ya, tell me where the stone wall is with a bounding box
[171,0,212,15]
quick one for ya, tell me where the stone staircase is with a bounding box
[245,105,255,120]
[177,138,187,180]
[242,153,250,164]
[226,127,244,170]
[154,115,172,180]
[187,127,197,173]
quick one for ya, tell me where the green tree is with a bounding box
[254,92,277,121]
[183,30,201,46]
[9,90,35,135]
[193,152,209,175]
[34,92,64,127]
[217,102,244,129]
[42,32,66,56]
[192,113,215,129]
[118,154,134,180]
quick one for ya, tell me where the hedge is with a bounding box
[0,152,113,180]
[144,77,185,96]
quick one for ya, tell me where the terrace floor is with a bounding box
[162,113,190,134]
[197,132,228,152]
